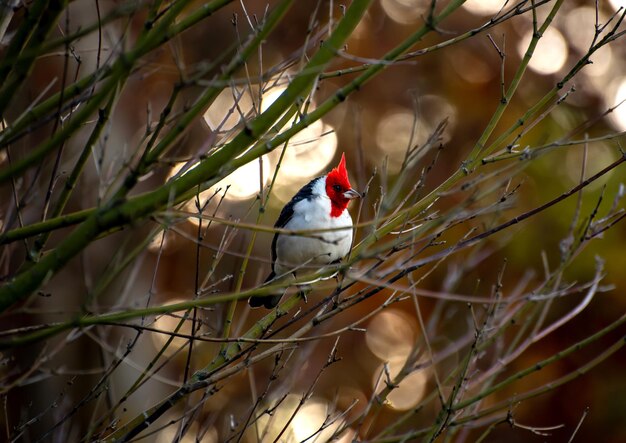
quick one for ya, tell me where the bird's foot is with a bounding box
[298,285,312,303]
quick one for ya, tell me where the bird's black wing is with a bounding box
[269,176,322,272]
[250,177,322,309]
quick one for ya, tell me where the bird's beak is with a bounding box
[343,188,361,200]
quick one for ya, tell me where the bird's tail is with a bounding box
[248,272,283,309]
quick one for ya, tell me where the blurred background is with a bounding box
[2,0,626,441]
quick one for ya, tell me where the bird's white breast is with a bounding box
[274,178,353,276]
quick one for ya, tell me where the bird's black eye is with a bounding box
[333,184,342,192]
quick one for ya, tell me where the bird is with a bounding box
[249,153,361,309]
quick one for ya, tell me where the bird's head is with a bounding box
[325,153,361,217]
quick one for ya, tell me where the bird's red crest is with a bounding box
[326,153,354,217]
[327,153,351,191]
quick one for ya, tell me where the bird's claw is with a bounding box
[298,285,312,303]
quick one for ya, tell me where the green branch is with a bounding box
[453,314,626,413]
[0,0,68,116]
[0,0,371,313]
[101,291,304,442]
[0,0,48,82]
[0,0,194,183]
[0,0,233,152]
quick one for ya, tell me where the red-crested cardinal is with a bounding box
[249,153,361,309]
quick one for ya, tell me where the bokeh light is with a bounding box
[380,0,428,25]
[250,395,353,442]
[563,7,598,52]
[366,310,429,410]
[608,77,626,131]
[462,0,505,15]
[271,121,338,203]
[518,27,568,75]
[260,85,287,113]
[365,309,416,361]
[372,357,429,411]
[276,120,337,178]
[147,229,180,254]
[203,83,290,140]
[291,398,328,441]
[451,50,495,84]
[563,7,615,78]
[586,45,613,77]
[211,155,270,199]
[166,155,270,225]
[203,87,255,132]
[203,83,338,205]
[376,109,426,172]
[386,369,429,410]
[292,397,355,442]
[263,87,337,184]
[375,97,455,173]
[150,300,194,356]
